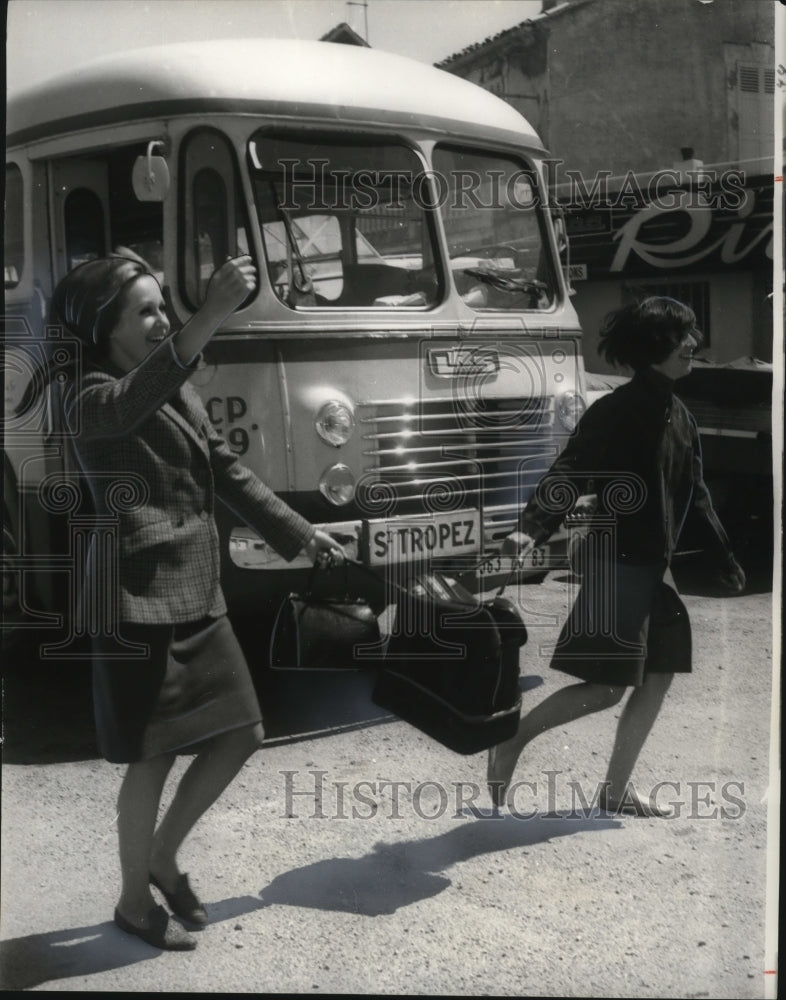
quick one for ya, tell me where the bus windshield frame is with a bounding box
[245,128,557,314]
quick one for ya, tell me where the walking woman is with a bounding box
[55,253,344,950]
[488,297,745,815]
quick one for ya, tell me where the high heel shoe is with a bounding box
[114,904,197,950]
[487,744,519,808]
[150,873,208,925]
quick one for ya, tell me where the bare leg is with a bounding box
[488,681,626,805]
[602,671,673,811]
[116,753,176,925]
[149,723,264,887]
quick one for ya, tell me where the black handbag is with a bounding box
[372,569,527,755]
[269,563,382,670]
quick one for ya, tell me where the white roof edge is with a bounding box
[8,38,542,147]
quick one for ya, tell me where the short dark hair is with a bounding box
[598,297,702,371]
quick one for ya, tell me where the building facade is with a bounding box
[438,0,775,371]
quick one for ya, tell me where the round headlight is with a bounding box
[319,463,356,506]
[557,390,587,432]
[315,400,355,447]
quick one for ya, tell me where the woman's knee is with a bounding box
[123,751,176,782]
[246,721,266,751]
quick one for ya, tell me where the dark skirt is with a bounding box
[92,615,262,763]
[551,561,692,687]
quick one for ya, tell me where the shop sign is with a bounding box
[567,180,773,276]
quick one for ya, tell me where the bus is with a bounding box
[4,38,588,658]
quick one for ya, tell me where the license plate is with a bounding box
[476,546,550,578]
[364,510,481,566]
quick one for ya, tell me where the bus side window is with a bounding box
[194,167,229,299]
[51,158,112,277]
[64,188,106,268]
[50,146,164,288]
[107,145,164,282]
[182,128,254,309]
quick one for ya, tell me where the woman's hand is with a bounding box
[571,493,598,519]
[305,530,346,570]
[172,256,258,367]
[717,555,746,594]
[501,531,536,568]
[204,255,257,317]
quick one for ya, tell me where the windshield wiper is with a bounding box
[268,180,316,304]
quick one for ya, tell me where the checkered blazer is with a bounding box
[67,338,315,624]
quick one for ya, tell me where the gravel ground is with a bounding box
[0,553,778,996]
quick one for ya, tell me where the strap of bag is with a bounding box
[493,563,519,598]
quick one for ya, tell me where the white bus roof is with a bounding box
[7,38,543,151]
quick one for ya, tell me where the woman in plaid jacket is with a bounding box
[55,253,344,951]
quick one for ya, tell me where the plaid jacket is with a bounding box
[67,338,314,624]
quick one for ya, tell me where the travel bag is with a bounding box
[269,562,382,670]
[373,569,526,754]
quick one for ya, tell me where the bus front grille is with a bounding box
[358,396,559,545]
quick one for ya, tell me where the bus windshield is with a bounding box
[248,131,441,309]
[433,145,556,311]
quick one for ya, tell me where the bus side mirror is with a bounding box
[132,141,170,202]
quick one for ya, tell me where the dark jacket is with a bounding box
[519,368,732,566]
[67,337,314,624]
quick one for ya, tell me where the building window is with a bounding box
[735,62,775,165]
[724,43,775,168]
[625,280,710,347]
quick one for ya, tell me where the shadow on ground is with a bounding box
[0,810,618,990]
[252,808,617,915]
